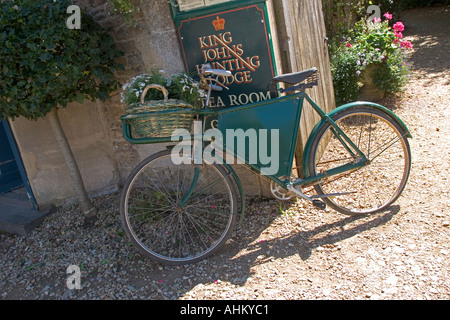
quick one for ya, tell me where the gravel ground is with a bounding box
[1,6,449,301]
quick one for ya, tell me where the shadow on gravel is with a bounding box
[245,206,398,263]
[164,203,401,295]
[401,6,450,85]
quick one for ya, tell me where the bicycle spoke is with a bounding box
[120,150,238,264]
[369,133,408,162]
[310,107,411,215]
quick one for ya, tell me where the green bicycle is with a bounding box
[120,65,411,265]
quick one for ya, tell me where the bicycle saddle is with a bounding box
[272,67,318,85]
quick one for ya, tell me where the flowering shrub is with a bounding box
[121,70,205,108]
[330,13,413,104]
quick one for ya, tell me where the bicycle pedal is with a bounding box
[312,200,326,210]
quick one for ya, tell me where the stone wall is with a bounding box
[9,100,120,209]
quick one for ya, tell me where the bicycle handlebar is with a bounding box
[210,84,223,92]
[201,64,232,77]
[199,64,231,94]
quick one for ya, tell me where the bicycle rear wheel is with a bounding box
[120,149,238,265]
[308,106,411,215]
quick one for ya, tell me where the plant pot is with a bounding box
[359,67,386,102]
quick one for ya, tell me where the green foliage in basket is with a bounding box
[121,70,205,108]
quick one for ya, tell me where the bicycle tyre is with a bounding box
[120,149,238,265]
[308,106,411,215]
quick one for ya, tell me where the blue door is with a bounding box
[0,120,23,194]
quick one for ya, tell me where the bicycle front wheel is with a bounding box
[308,106,411,215]
[120,149,238,265]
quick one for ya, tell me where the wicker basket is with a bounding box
[123,84,195,139]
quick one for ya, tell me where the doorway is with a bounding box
[0,120,36,208]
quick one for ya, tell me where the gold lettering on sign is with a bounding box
[196,31,261,86]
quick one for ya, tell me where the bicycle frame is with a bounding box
[122,90,371,187]
[121,84,412,222]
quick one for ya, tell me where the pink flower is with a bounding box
[395,31,403,38]
[383,12,393,20]
[400,40,413,49]
[373,17,381,23]
[393,22,405,32]
[346,43,352,48]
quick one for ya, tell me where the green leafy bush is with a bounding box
[330,13,413,105]
[121,70,205,108]
[0,0,124,120]
[330,47,362,104]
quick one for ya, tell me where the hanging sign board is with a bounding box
[174,2,277,108]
